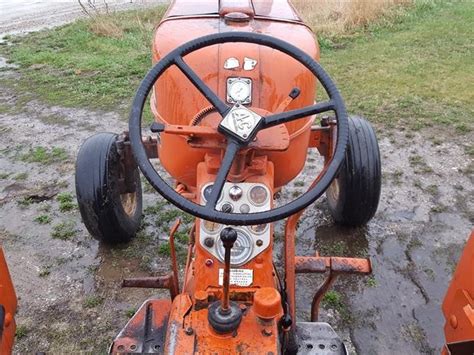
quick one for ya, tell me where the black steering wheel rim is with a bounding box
[129,31,349,226]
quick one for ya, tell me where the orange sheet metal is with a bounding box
[0,247,17,354]
[442,230,474,353]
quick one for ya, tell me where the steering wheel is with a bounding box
[129,32,349,226]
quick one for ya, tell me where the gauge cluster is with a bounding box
[199,182,271,266]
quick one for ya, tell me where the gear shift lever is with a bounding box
[207,227,243,334]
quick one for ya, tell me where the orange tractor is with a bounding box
[0,247,17,354]
[74,0,383,353]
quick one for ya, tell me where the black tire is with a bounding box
[75,133,142,244]
[326,116,381,226]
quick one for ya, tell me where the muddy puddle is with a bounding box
[0,45,473,355]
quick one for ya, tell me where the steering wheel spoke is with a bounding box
[205,140,240,210]
[263,100,335,128]
[174,56,230,117]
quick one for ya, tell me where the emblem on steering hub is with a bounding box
[219,104,263,142]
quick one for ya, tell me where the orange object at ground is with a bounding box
[0,247,17,354]
[442,230,474,354]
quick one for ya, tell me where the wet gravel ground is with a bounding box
[0,5,473,353]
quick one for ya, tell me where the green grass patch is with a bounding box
[83,295,104,309]
[158,242,171,256]
[51,221,77,240]
[34,214,52,225]
[15,325,28,339]
[320,1,473,130]
[21,146,68,165]
[0,6,167,114]
[57,192,76,212]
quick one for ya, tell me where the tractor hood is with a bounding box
[164,0,304,23]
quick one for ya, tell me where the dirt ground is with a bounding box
[0,4,473,354]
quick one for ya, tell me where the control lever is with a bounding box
[220,227,237,311]
[207,227,243,334]
[274,87,301,114]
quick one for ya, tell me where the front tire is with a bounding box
[75,133,142,244]
[326,116,381,226]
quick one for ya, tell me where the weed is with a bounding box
[322,290,344,311]
[57,192,76,212]
[21,146,68,164]
[125,308,137,318]
[51,221,77,240]
[407,236,422,250]
[155,208,193,226]
[83,295,104,309]
[431,204,448,213]
[34,214,52,224]
[158,242,171,256]
[292,190,301,198]
[386,169,403,185]
[294,180,305,187]
[409,155,433,174]
[425,184,439,196]
[366,276,377,287]
[0,172,10,179]
[38,267,51,277]
[318,241,347,256]
[465,145,474,157]
[413,179,422,190]
[174,231,189,244]
[17,197,33,208]
[15,325,28,339]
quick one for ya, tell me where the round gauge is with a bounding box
[202,220,222,234]
[202,184,222,204]
[239,203,250,213]
[248,185,269,206]
[216,229,253,266]
[249,224,268,234]
[229,80,251,102]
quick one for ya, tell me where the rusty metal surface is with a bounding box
[295,256,371,274]
[311,273,338,322]
[111,299,171,354]
[122,274,178,299]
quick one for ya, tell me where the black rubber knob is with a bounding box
[220,227,238,248]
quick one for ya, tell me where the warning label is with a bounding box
[218,268,253,287]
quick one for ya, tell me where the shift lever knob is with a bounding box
[220,227,237,248]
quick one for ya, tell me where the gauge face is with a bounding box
[249,224,268,234]
[202,220,221,234]
[248,185,269,206]
[230,81,250,101]
[202,184,222,204]
[227,78,252,104]
[216,229,253,266]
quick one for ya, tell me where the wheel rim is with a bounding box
[120,192,137,217]
[328,179,340,203]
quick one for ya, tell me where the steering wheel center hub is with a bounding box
[219,104,263,143]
